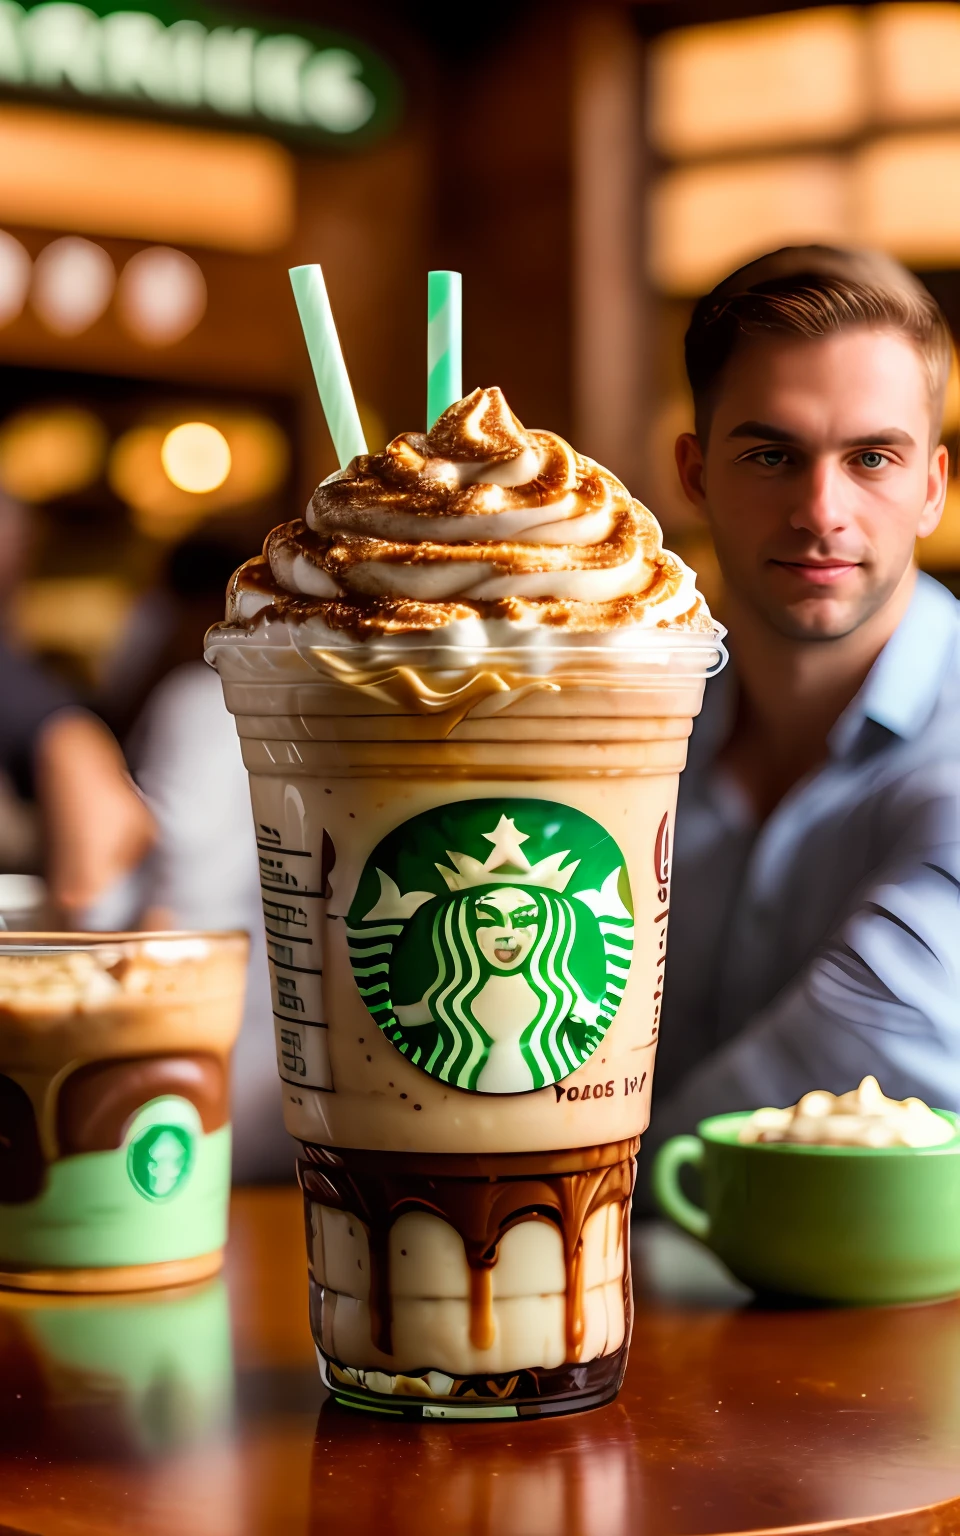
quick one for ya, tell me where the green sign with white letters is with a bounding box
[0,0,400,142]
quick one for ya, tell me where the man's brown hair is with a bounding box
[684,245,954,444]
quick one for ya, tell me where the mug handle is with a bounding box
[652,1135,709,1241]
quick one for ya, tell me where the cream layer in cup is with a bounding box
[205,387,723,1415]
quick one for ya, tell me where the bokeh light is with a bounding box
[30,236,115,336]
[650,155,846,294]
[118,247,207,346]
[110,413,288,540]
[13,576,133,679]
[0,104,295,252]
[873,4,960,124]
[0,230,30,329]
[160,422,232,493]
[0,407,108,501]
[650,9,863,159]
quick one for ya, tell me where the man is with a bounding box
[651,245,960,1146]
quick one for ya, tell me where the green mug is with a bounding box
[652,1109,960,1304]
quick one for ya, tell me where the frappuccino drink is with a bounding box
[0,933,246,1292]
[206,386,723,1417]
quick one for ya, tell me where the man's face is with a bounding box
[676,329,949,640]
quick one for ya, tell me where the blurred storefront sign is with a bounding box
[0,106,294,249]
[0,0,400,141]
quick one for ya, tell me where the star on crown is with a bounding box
[436,814,580,893]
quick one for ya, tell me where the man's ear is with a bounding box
[917,442,951,539]
[675,432,707,513]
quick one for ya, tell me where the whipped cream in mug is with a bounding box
[739,1076,955,1148]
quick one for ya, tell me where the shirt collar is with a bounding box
[829,571,960,757]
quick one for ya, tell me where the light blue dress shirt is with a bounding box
[650,571,960,1145]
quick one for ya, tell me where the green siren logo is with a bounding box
[346,798,634,1094]
[127,1123,194,1202]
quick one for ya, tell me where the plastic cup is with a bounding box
[0,931,248,1292]
[208,628,723,1417]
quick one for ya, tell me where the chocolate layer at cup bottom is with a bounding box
[298,1140,637,1401]
[318,1330,629,1419]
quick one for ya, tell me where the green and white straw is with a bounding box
[427,270,462,430]
[289,264,367,468]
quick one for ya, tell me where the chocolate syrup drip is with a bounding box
[57,1054,228,1155]
[298,1139,638,1362]
[0,1074,45,1203]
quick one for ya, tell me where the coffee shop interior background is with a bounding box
[2,0,960,702]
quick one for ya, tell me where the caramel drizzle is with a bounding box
[299,1141,638,1364]
[469,1267,495,1352]
[308,651,559,735]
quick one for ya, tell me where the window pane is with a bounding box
[650,156,849,293]
[871,3,960,124]
[859,133,960,263]
[650,8,865,159]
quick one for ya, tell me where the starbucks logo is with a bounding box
[124,1097,199,1202]
[346,798,634,1094]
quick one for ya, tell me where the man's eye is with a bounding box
[514,910,538,927]
[475,907,497,923]
[858,451,887,470]
[751,449,788,468]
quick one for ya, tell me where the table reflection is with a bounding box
[312,1397,643,1536]
[0,1277,233,1459]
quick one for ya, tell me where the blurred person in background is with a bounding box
[101,533,254,740]
[648,245,960,1163]
[93,525,290,1182]
[0,489,155,922]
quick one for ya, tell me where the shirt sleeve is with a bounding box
[648,761,960,1149]
[0,639,77,797]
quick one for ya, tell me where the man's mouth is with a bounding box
[494,943,520,962]
[769,559,861,585]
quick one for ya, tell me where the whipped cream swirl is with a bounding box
[227,387,710,637]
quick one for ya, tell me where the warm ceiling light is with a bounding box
[31,237,115,336]
[161,422,232,493]
[118,247,207,346]
[0,407,108,501]
[650,8,865,160]
[110,413,289,540]
[858,133,960,264]
[0,230,30,329]
[0,105,294,252]
[650,156,849,294]
[871,4,960,124]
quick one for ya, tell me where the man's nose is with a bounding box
[788,459,849,537]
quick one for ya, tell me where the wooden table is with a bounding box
[2,1187,960,1536]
